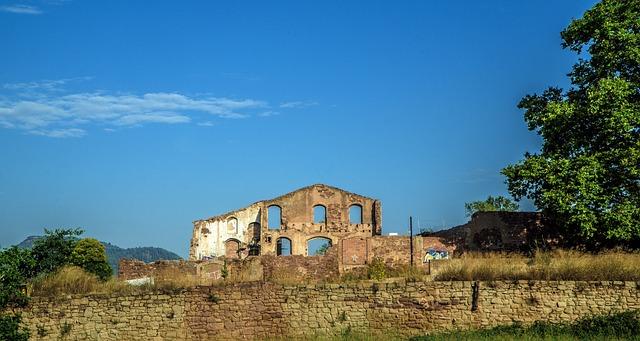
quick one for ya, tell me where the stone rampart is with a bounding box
[18,280,640,340]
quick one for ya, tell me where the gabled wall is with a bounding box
[189,184,382,260]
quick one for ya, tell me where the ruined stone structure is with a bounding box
[190,184,382,260]
[120,237,453,283]
[427,211,553,252]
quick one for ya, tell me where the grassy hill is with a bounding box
[17,236,182,274]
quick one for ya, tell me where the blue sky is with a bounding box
[0,1,596,257]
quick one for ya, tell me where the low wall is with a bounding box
[118,259,200,280]
[119,246,339,284]
[19,281,640,340]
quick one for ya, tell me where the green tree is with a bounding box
[502,0,640,247]
[0,247,34,341]
[465,195,520,216]
[31,228,83,275]
[0,247,33,309]
[70,238,112,281]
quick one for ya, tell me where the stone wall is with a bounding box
[118,259,225,282]
[19,280,640,340]
[120,236,453,282]
[120,246,339,284]
[339,236,456,271]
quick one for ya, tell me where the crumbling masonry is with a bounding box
[190,184,382,260]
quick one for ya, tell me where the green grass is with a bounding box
[411,310,640,341]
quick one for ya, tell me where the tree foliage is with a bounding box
[0,228,90,339]
[465,196,520,217]
[31,228,83,275]
[70,238,112,281]
[315,243,330,256]
[0,247,33,309]
[502,0,640,247]
[0,314,29,341]
[0,247,33,341]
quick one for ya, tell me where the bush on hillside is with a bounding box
[70,238,112,281]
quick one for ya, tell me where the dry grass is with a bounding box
[30,266,217,297]
[434,250,640,281]
[30,266,136,297]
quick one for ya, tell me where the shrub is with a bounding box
[70,238,112,281]
[411,310,640,340]
[367,257,386,280]
[0,314,29,341]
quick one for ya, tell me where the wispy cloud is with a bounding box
[3,77,91,92]
[29,128,86,138]
[258,111,279,117]
[0,78,315,138]
[279,100,318,109]
[0,4,43,14]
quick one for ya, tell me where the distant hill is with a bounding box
[16,236,182,274]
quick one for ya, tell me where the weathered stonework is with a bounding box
[121,236,454,282]
[18,281,640,340]
[190,184,382,260]
[428,211,552,252]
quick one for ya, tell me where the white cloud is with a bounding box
[3,77,91,92]
[258,111,280,117]
[0,78,315,137]
[0,90,265,137]
[0,4,42,14]
[113,112,191,126]
[280,100,318,109]
[29,128,86,138]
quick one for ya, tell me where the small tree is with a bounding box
[465,195,520,216]
[315,243,330,256]
[70,238,112,281]
[31,228,83,275]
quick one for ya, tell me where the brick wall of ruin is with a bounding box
[18,280,640,340]
[339,236,456,271]
[190,184,383,260]
[120,246,339,283]
[120,236,453,283]
[431,211,552,252]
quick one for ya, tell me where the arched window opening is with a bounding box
[248,222,261,256]
[349,204,363,224]
[224,239,240,259]
[268,205,281,229]
[313,205,326,224]
[276,237,292,256]
[226,217,238,234]
[249,222,261,242]
[307,237,332,256]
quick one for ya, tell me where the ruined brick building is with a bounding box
[121,184,548,282]
[190,184,382,260]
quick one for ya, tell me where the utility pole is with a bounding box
[409,216,414,267]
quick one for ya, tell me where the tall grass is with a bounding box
[29,266,211,297]
[434,250,640,281]
[30,266,135,297]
